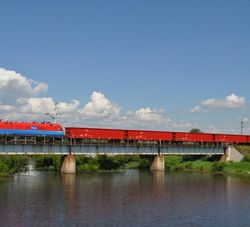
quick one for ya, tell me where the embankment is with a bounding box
[1,145,250,176]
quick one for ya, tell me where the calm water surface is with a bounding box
[0,170,250,226]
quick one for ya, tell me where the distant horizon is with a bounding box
[0,1,249,134]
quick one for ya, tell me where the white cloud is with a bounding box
[17,97,55,114]
[81,91,120,118]
[58,99,80,113]
[0,68,81,121]
[202,93,245,108]
[190,105,202,113]
[6,97,81,121]
[3,67,248,133]
[135,107,170,124]
[190,93,246,113]
[0,68,193,130]
[0,102,14,111]
[0,67,48,104]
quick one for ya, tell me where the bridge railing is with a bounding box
[0,136,230,147]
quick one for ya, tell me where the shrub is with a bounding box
[165,156,183,170]
[33,155,61,170]
[0,155,29,174]
[97,155,121,170]
[212,162,225,172]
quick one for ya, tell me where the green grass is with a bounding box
[163,154,250,176]
[235,145,250,161]
[223,162,250,175]
[166,158,214,173]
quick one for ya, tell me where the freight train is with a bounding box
[0,120,249,144]
[65,127,250,144]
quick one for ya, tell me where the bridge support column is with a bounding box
[221,146,244,162]
[61,154,76,174]
[150,155,165,171]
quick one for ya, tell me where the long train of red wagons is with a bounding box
[65,127,250,144]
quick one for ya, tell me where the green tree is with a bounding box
[190,128,203,133]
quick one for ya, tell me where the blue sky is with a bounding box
[0,1,250,133]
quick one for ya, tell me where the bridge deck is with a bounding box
[0,136,230,155]
[0,143,225,155]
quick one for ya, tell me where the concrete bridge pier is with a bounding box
[220,146,244,162]
[150,155,165,171]
[60,154,76,174]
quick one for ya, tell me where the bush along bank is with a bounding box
[0,155,29,176]
[76,155,150,172]
[164,155,250,176]
[32,155,62,171]
[2,154,250,176]
[0,155,149,175]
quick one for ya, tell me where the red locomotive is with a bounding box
[0,120,64,137]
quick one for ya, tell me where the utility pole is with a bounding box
[241,118,245,135]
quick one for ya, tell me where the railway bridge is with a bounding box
[0,137,244,173]
[0,122,248,173]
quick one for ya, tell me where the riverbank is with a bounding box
[1,152,250,176]
[165,155,250,176]
[0,155,150,175]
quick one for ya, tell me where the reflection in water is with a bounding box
[18,158,36,176]
[61,173,76,187]
[151,170,165,199]
[1,171,250,226]
[225,174,250,225]
[61,173,77,223]
[61,173,76,205]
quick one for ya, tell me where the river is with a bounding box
[0,170,250,226]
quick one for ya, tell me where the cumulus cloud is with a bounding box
[202,93,245,108]
[190,93,246,113]
[81,91,120,118]
[17,97,55,114]
[190,105,202,113]
[0,68,48,104]
[0,102,14,111]
[0,67,206,131]
[135,108,170,124]
[58,99,80,113]
[0,67,82,121]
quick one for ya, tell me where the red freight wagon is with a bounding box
[65,127,125,140]
[174,132,214,142]
[127,130,173,141]
[214,134,248,143]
